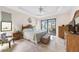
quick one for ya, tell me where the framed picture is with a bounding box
[1,21,12,31]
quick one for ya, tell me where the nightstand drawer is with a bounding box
[13,32,23,40]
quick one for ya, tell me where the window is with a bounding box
[1,11,12,32]
[1,22,12,31]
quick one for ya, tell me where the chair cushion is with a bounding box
[1,33,6,39]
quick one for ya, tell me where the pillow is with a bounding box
[23,28,34,33]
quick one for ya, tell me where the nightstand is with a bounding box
[13,31,23,40]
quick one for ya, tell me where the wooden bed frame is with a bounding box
[22,24,33,30]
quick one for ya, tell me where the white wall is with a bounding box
[55,7,79,37]
[0,6,79,37]
[36,9,77,37]
[55,12,74,36]
[0,7,38,35]
[12,6,79,37]
[12,11,38,31]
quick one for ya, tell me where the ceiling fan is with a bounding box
[37,6,46,16]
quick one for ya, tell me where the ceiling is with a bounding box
[6,6,76,17]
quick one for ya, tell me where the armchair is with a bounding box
[0,33,14,48]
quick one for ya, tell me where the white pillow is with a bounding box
[23,28,33,33]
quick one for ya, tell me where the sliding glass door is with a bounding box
[41,20,48,31]
[41,18,56,35]
[48,19,56,35]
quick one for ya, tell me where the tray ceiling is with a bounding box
[6,6,76,17]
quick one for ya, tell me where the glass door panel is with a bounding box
[48,19,56,35]
[41,19,56,36]
[41,20,48,31]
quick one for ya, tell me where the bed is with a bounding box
[22,24,46,44]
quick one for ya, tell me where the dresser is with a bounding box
[66,32,79,52]
[58,25,65,39]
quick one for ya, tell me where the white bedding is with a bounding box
[23,29,46,44]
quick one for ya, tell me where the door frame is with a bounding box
[41,18,56,35]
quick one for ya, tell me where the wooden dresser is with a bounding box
[58,25,65,39]
[64,10,79,52]
[66,32,79,52]
[13,31,23,40]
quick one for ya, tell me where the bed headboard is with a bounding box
[22,24,33,30]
